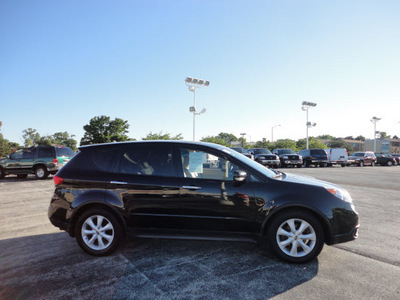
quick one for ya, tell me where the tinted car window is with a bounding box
[181,148,239,180]
[56,147,74,157]
[118,147,174,177]
[22,149,35,159]
[38,148,53,158]
[310,149,327,155]
[91,149,119,172]
[253,149,272,154]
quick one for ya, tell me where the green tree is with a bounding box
[52,132,78,151]
[317,134,336,140]
[379,131,391,139]
[326,139,352,152]
[254,138,272,149]
[355,135,365,141]
[201,136,229,146]
[216,132,238,145]
[296,137,327,150]
[81,116,131,145]
[142,131,183,140]
[272,139,297,151]
[22,128,40,147]
[0,134,11,158]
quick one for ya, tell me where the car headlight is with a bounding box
[325,187,353,203]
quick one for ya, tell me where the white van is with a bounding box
[326,148,349,167]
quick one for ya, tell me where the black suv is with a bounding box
[0,146,74,179]
[48,141,359,263]
[298,149,329,167]
[272,148,303,168]
[375,153,396,166]
[250,148,280,168]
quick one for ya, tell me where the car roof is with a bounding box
[79,140,225,151]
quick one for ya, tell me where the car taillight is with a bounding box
[53,175,63,185]
[53,158,58,164]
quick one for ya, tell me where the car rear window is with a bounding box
[56,147,75,157]
[310,149,327,155]
[91,149,119,172]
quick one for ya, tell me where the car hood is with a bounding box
[281,172,342,190]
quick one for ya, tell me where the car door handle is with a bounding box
[110,181,128,185]
[182,186,202,190]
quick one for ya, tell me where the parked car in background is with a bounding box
[298,149,329,167]
[249,148,280,168]
[390,153,400,165]
[272,148,302,168]
[326,148,348,167]
[230,147,253,160]
[48,141,359,263]
[348,151,376,167]
[0,146,74,179]
[375,153,397,166]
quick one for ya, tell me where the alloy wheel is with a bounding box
[276,218,317,258]
[81,215,115,251]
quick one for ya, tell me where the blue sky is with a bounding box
[1,0,400,145]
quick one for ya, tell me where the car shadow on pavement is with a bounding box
[0,233,319,300]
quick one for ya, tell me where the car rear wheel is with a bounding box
[35,166,49,179]
[268,211,324,263]
[75,209,123,256]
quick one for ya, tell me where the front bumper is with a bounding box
[330,224,360,244]
[259,160,280,166]
[282,160,302,165]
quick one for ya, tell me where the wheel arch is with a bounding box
[260,205,333,244]
[69,202,127,238]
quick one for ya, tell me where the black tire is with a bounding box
[296,164,302,168]
[75,208,123,256]
[35,166,49,179]
[17,174,28,179]
[341,164,346,167]
[267,210,325,263]
[0,167,5,179]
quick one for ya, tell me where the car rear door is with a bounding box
[109,145,182,230]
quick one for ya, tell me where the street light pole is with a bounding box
[271,124,281,143]
[185,77,209,141]
[370,116,381,152]
[301,101,317,149]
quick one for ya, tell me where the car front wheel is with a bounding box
[268,211,324,263]
[75,209,123,256]
[0,167,4,179]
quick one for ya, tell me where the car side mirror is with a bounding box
[234,170,247,182]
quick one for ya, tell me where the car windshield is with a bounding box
[353,153,364,157]
[218,145,277,179]
[278,149,295,154]
[253,149,272,154]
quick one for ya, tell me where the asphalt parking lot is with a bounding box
[1,166,399,299]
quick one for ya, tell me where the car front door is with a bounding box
[177,147,259,233]
[4,150,23,173]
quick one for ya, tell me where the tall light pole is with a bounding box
[271,124,281,143]
[301,101,317,149]
[185,77,209,141]
[370,116,381,152]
